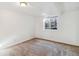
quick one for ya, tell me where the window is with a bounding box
[44,16,58,30]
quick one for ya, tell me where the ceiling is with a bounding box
[0,2,79,17]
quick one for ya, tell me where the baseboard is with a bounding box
[3,37,79,49]
[34,37,79,47]
[1,36,34,49]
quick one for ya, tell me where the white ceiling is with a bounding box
[0,2,79,17]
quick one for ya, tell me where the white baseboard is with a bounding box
[35,37,79,46]
[0,36,34,49]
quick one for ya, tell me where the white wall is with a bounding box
[75,11,79,45]
[35,11,78,46]
[0,7,35,48]
[0,3,78,48]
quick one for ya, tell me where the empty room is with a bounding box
[0,1,79,56]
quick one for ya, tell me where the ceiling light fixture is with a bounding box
[20,2,28,7]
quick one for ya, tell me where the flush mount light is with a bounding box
[20,2,28,7]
